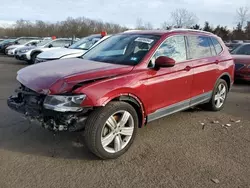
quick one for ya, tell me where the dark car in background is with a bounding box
[231,43,250,55]
[232,55,250,81]
[231,43,250,81]
[1,37,41,54]
[0,39,16,53]
[225,43,242,52]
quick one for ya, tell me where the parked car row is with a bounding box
[7,29,236,159]
[1,33,110,64]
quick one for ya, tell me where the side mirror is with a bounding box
[155,56,175,68]
[48,44,53,48]
[64,44,69,48]
[14,41,19,44]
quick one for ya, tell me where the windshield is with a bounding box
[0,39,15,45]
[37,40,52,46]
[82,34,160,65]
[231,44,250,55]
[69,35,101,50]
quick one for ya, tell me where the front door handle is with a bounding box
[214,60,219,64]
[184,66,192,71]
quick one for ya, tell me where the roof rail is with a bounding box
[169,28,212,34]
[123,29,142,33]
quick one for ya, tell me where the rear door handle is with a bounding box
[184,66,192,71]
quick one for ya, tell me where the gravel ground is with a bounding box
[0,56,249,188]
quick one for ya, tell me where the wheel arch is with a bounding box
[30,50,42,57]
[218,72,232,91]
[107,94,146,128]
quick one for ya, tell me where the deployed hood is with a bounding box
[17,58,133,94]
[37,48,85,59]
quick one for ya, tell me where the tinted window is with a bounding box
[211,37,223,54]
[153,35,187,63]
[231,44,250,55]
[188,36,212,59]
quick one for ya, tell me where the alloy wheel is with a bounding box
[214,83,227,108]
[101,110,134,153]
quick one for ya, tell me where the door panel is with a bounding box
[187,35,218,99]
[190,57,218,98]
[146,61,193,114]
[145,35,193,115]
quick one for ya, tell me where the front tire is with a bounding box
[30,52,40,64]
[206,79,228,111]
[84,101,138,159]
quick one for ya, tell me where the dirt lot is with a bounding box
[0,56,249,188]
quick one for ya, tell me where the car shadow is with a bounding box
[0,112,99,160]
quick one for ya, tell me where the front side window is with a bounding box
[37,40,52,47]
[152,35,187,64]
[188,36,212,59]
[82,34,160,65]
[16,39,30,45]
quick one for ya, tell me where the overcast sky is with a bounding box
[0,0,250,28]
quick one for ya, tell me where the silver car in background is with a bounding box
[6,40,41,56]
[35,34,111,63]
[15,38,75,64]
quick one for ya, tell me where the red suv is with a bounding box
[8,29,234,159]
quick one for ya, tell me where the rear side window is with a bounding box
[211,37,223,54]
[187,36,212,59]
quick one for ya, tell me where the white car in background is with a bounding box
[35,34,111,63]
[15,38,75,64]
[6,40,41,56]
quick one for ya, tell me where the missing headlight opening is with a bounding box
[7,84,92,132]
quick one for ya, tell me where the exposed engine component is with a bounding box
[7,84,91,132]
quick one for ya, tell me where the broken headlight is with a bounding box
[43,94,86,112]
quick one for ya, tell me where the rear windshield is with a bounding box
[231,44,250,55]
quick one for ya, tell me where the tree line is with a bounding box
[0,7,249,41]
[0,17,128,38]
[136,8,250,41]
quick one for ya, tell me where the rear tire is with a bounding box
[205,79,228,111]
[83,101,138,159]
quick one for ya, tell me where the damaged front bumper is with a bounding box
[7,85,91,132]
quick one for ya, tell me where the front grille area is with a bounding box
[13,85,45,116]
[235,63,245,71]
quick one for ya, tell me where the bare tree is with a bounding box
[135,18,144,29]
[0,17,128,37]
[170,9,198,28]
[144,22,153,30]
[135,18,153,30]
[236,7,249,29]
[161,21,173,30]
